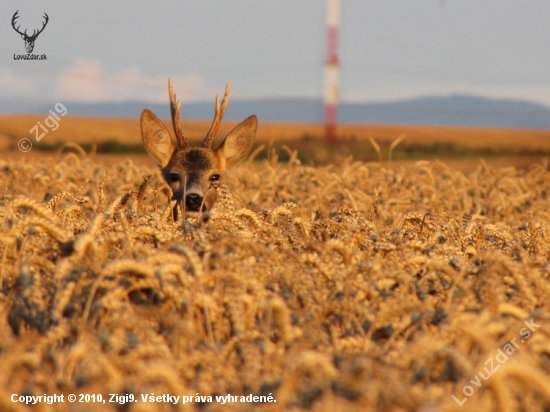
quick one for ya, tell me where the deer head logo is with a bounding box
[11,11,49,54]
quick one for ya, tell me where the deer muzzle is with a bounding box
[185,193,203,211]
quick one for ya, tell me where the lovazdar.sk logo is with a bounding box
[11,10,48,60]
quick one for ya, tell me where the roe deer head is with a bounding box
[141,78,257,215]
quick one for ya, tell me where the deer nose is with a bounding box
[185,193,203,211]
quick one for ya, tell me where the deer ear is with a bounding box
[216,115,257,169]
[141,109,176,168]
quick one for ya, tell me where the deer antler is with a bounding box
[32,13,49,39]
[11,11,49,40]
[203,82,230,149]
[168,78,188,150]
[11,11,26,37]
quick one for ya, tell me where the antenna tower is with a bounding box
[324,0,341,142]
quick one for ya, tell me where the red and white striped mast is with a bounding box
[324,0,341,143]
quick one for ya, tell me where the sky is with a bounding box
[1,1,549,107]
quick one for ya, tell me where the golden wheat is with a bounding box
[0,150,550,411]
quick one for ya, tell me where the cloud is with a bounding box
[55,59,213,103]
[0,69,36,98]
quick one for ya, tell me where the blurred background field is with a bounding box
[2,115,550,171]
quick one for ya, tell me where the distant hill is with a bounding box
[1,94,549,129]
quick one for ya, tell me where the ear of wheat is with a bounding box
[0,152,549,411]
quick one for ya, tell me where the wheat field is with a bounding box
[3,114,550,151]
[1,148,550,411]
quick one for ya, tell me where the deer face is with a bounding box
[141,79,256,213]
[22,35,37,54]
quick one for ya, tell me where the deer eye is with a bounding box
[210,174,221,182]
[169,173,180,183]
